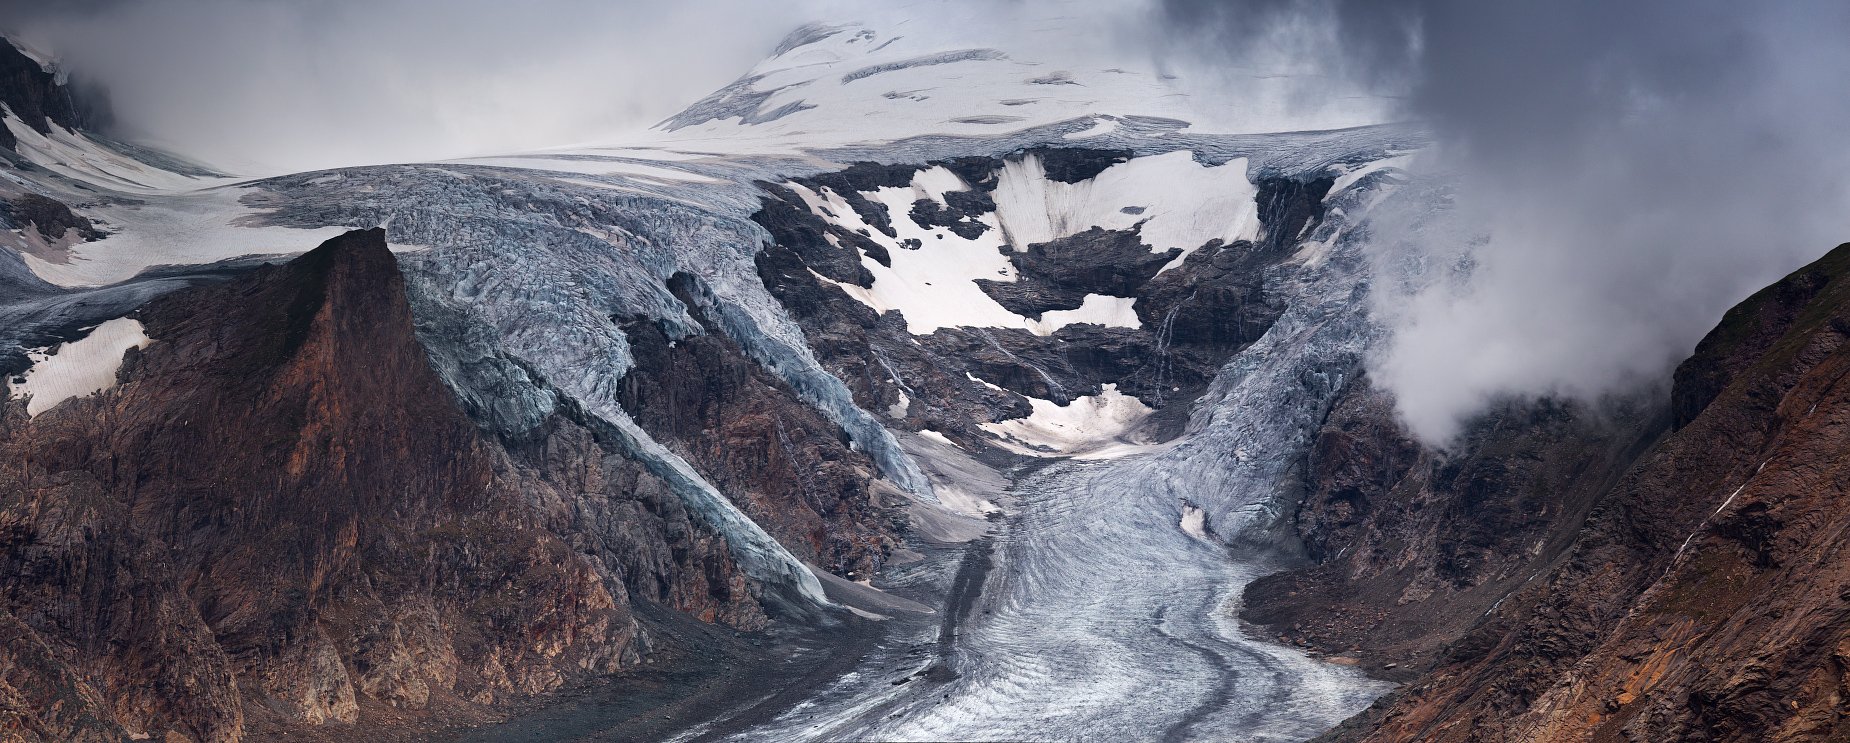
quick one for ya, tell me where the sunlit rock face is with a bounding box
[0,230,763,742]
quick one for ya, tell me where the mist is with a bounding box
[1162,0,1850,444]
[10,1,1845,446]
[0,0,1186,174]
[0,0,820,173]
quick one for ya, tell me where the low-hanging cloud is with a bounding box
[10,0,1847,446]
[0,0,824,173]
[0,0,1177,174]
[1162,0,1850,444]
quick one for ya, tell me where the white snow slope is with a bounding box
[8,316,149,417]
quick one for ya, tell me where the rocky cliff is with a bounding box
[752,152,1334,448]
[1245,380,1666,681]
[0,40,83,155]
[0,229,769,742]
[1264,242,1850,742]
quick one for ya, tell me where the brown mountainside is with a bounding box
[1259,242,1850,742]
[0,229,765,742]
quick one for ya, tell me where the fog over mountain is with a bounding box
[16,0,1843,442]
[1162,0,1850,442]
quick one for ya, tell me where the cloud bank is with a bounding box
[10,0,1845,446]
[2,0,1382,174]
[0,0,1191,174]
[1162,0,1850,444]
[1,0,810,173]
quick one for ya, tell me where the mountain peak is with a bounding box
[0,36,84,151]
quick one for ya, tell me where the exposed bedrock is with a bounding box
[755,238,1034,440]
[1255,175,1335,252]
[0,229,770,742]
[0,193,101,243]
[976,225,1180,318]
[748,149,1326,446]
[614,272,900,578]
[1290,243,1850,742]
[1243,377,1667,681]
[0,39,84,153]
[1021,146,1132,183]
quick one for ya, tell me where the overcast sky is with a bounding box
[1163,0,1850,443]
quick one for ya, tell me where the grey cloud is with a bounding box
[0,0,1162,173]
[1162,0,1850,443]
[0,0,815,172]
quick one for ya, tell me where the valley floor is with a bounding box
[458,451,1389,742]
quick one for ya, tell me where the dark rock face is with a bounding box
[616,273,898,578]
[0,39,84,152]
[977,226,1179,318]
[1134,237,1284,350]
[1024,147,1132,183]
[1243,378,1665,680]
[754,239,1032,443]
[0,229,763,741]
[908,190,992,240]
[1254,176,1335,252]
[1671,257,1836,429]
[1,193,102,242]
[750,150,1307,448]
[1330,243,1850,742]
[754,183,883,284]
[801,162,922,238]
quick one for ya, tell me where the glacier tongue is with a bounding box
[723,151,1411,743]
[189,112,1419,633]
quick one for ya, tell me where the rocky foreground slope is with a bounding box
[1245,243,1850,742]
[0,230,811,742]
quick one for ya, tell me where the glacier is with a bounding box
[1,19,1431,740]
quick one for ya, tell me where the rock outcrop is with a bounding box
[0,39,84,154]
[1290,242,1850,742]
[0,229,766,741]
[751,151,1325,447]
[616,273,899,578]
[1245,380,1665,680]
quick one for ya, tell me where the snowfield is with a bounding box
[979,383,1155,457]
[993,150,1262,265]
[8,316,149,416]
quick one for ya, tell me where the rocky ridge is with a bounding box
[0,230,773,741]
[1249,242,1850,742]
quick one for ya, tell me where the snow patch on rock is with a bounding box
[8,317,150,417]
[992,150,1259,263]
[918,429,957,448]
[1180,501,1212,541]
[979,383,1154,458]
[2,114,207,194]
[790,169,1144,336]
[22,187,353,287]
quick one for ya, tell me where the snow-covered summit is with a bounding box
[656,21,1187,146]
[643,19,1385,155]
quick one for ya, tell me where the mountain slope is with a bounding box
[0,229,773,741]
[1298,242,1850,741]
